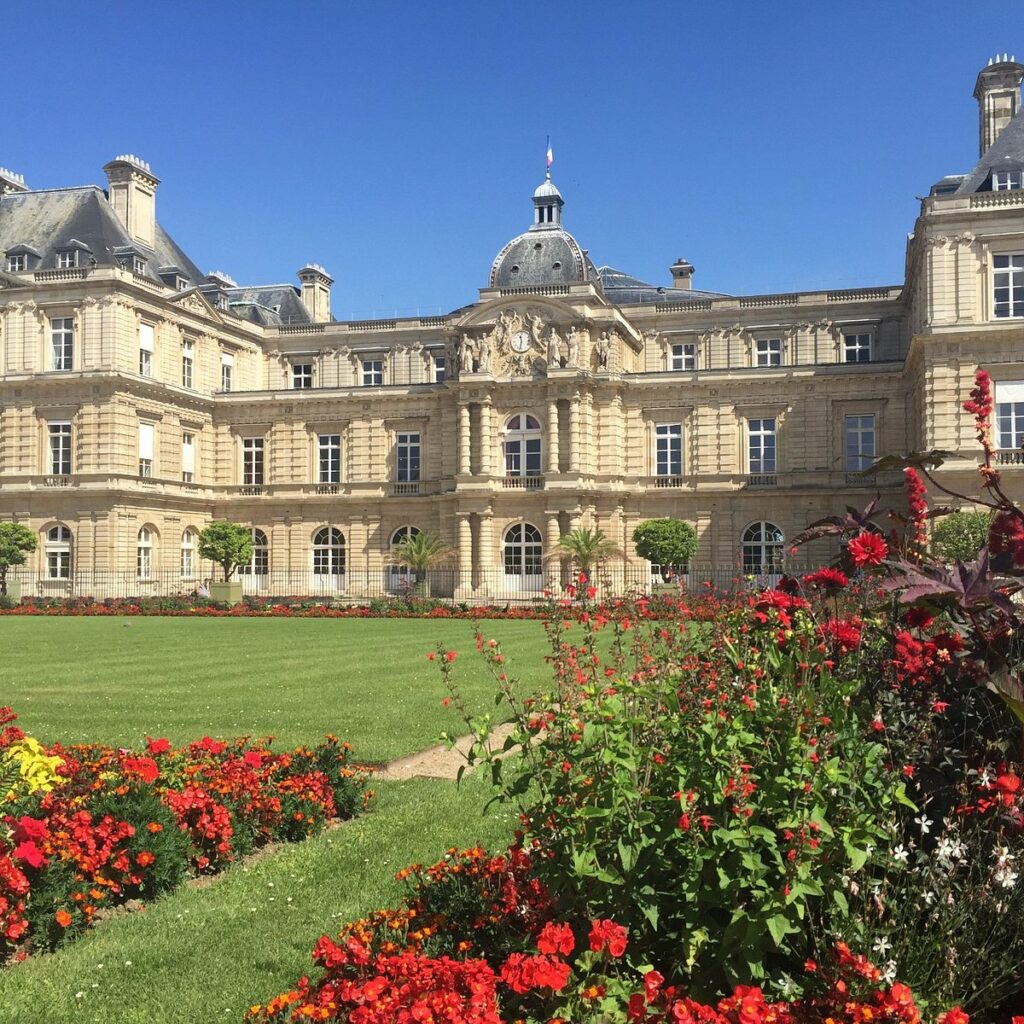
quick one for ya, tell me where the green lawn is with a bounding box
[0,775,517,1024]
[0,617,556,760]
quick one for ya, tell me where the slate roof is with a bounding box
[222,285,311,326]
[597,266,728,305]
[489,227,597,289]
[0,186,205,284]
[956,106,1024,193]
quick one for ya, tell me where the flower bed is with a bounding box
[0,709,370,960]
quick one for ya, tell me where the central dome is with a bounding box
[489,173,596,289]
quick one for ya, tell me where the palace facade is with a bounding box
[1,56,1023,599]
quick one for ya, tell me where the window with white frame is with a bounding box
[292,363,313,389]
[993,254,1024,319]
[312,527,346,576]
[182,432,195,482]
[138,422,155,478]
[55,250,77,269]
[176,277,190,292]
[50,317,73,371]
[996,381,1024,453]
[318,434,340,484]
[242,437,264,485]
[48,421,72,475]
[132,256,146,275]
[7,253,26,272]
[433,353,446,383]
[220,351,234,391]
[504,414,542,477]
[45,525,72,579]
[655,423,683,477]
[844,414,876,472]
[389,525,421,590]
[755,338,782,367]
[137,526,155,579]
[741,521,784,574]
[180,528,197,578]
[362,359,383,386]
[139,322,154,377]
[747,418,777,474]
[396,432,421,482]
[993,170,1023,191]
[238,528,269,576]
[669,343,696,371]
[503,523,543,579]
[182,340,194,389]
[843,333,872,363]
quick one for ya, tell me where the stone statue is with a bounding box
[595,330,611,370]
[478,335,491,373]
[546,327,562,368]
[460,334,474,373]
[566,326,580,367]
[530,313,544,348]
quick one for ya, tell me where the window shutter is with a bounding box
[996,381,1024,403]
[139,323,155,352]
[138,422,155,460]
[182,435,195,473]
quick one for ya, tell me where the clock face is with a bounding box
[510,330,531,353]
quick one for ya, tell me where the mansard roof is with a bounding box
[597,266,728,305]
[956,106,1024,193]
[222,284,310,326]
[0,186,205,284]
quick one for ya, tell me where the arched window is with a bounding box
[391,525,421,547]
[238,528,269,576]
[137,526,155,580]
[45,525,72,579]
[741,522,784,574]
[388,525,421,591]
[313,527,345,576]
[503,414,542,477]
[180,528,197,579]
[503,522,543,578]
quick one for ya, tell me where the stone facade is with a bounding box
[1,58,1023,599]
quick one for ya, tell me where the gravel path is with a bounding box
[374,721,519,781]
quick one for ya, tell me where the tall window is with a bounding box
[844,414,876,472]
[50,317,73,371]
[220,351,234,391]
[741,522,784,574]
[242,438,264,485]
[239,528,269,576]
[655,423,683,477]
[312,527,346,576]
[433,354,446,383]
[843,333,872,363]
[993,170,1023,191]
[137,527,154,580]
[504,414,542,477]
[180,529,197,578]
[755,338,782,367]
[996,382,1024,452]
[48,422,72,475]
[139,323,154,377]
[138,422,155,478]
[747,418,777,474]
[362,359,383,386]
[503,523,543,579]
[396,432,421,482]
[318,434,341,484]
[389,526,421,589]
[182,432,195,483]
[45,525,72,579]
[670,343,696,371]
[292,363,313,389]
[993,254,1024,319]
[182,340,194,389]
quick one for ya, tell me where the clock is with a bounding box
[510,329,532,353]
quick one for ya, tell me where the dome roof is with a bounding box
[533,178,562,199]
[490,228,595,288]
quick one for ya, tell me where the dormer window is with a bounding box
[133,257,146,275]
[177,277,190,292]
[56,250,78,269]
[6,254,25,272]
[993,169,1023,191]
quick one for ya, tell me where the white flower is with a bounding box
[881,959,898,985]
[892,844,909,864]
[923,890,936,906]
[872,936,892,955]
[914,814,933,835]
[993,846,1019,889]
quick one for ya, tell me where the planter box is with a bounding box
[209,580,243,606]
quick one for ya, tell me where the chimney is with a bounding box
[0,167,29,196]
[297,264,333,322]
[974,55,1024,157]
[103,155,160,248]
[669,258,695,290]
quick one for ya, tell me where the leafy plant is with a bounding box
[632,519,698,581]
[386,531,455,582]
[0,523,36,596]
[548,527,622,580]
[197,521,253,581]
[931,509,994,562]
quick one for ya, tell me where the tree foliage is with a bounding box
[197,521,253,581]
[931,509,995,563]
[386,531,454,579]
[0,522,37,594]
[632,519,698,580]
[550,528,622,576]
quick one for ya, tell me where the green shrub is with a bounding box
[930,508,994,562]
[632,519,698,580]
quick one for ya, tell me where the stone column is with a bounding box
[456,513,473,597]
[478,509,494,596]
[480,401,493,477]
[458,403,471,475]
[546,399,559,475]
[545,514,562,591]
[569,394,581,473]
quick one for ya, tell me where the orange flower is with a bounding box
[136,851,156,867]
[147,821,163,833]
[55,909,72,928]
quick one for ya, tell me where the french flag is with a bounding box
[545,138,553,169]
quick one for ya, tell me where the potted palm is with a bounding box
[386,531,454,598]
[632,518,698,592]
[0,522,36,602]
[197,521,253,605]
[549,526,623,599]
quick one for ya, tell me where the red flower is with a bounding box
[55,909,72,928]
[588,918,628,958]
[643,969,665,1001]
[627,992,648,1021]
[12,841,46,870]
[902,607,933,630]
[989,511,1024,566]
[938,1009,970,1024]
[146,736,171,755]
[136,851,155,867]
[848,531,888,567]
[802,567,848,593]
[445,650,457,663]
[536,921,575,956]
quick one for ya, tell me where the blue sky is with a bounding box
[5,2,1020,318]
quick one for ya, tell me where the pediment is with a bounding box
[169,287,223,323]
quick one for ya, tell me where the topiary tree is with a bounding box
[0,522,37,596]
[197,521,253,581]
[931,509,995,563]
[632,519,698,582]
